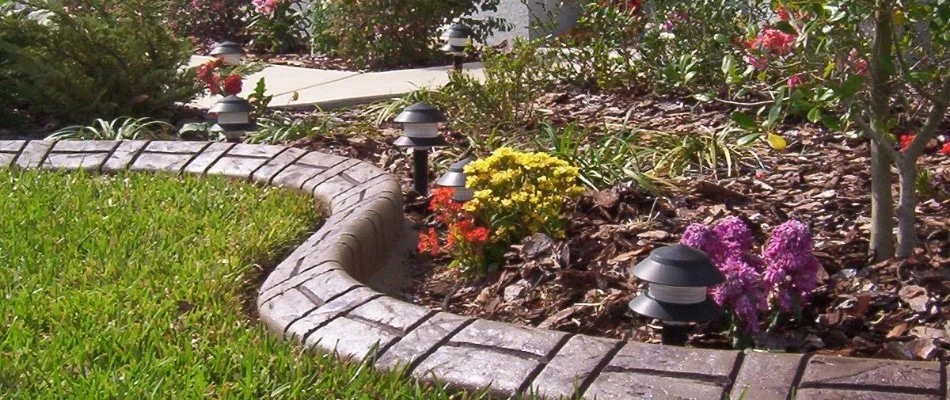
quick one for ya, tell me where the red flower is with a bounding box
[223,74,242,96]
[463,226,489,244]
[899,134,915,152]
[417,228,440,256]
[777,7,791,21]
[939,142,950,155]
[208,74,221,95]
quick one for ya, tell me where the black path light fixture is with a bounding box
[440,23,474,72]
[628,244,725,346]
[436,157,474,202]
[209,41,245,66]
[394,103,449,196]
[209,95,257,141]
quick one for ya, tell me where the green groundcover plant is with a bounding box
[0,169,483,399]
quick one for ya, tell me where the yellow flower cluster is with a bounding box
[464,148,583,243]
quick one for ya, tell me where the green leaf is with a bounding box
[835,75,866,99]
[732,112,758,130]
[807,107,822,123]
[693,93,713,102]
[713,33,731,45]
[737,132,762,146]
[722,54,736,76]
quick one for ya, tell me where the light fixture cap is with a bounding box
[209,41,244,57]
[451,187,475,202]
[393,136,449,148]
[628,295,723,322]
[443,23,474,39]
[209,95,254,114]
[394,103,447,124]
[630,244,725,287]
[436,157,473,187]
[440,43,467,55]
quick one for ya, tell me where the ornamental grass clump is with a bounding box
[681,217,821,336]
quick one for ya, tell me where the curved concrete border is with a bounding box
[2,140,946,400]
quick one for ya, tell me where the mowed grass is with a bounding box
[0,169,481,399]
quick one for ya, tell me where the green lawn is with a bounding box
[0,169,478,399]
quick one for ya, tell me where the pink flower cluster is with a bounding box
[762,220,822,313]
[253,0,278,14]
[681,217,820,333]
[744,28,797,70]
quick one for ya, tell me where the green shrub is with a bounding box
[322,0,506,69]
[0,0,199,125]
[246,0,310,53]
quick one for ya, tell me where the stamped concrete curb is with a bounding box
[2,139,946,400]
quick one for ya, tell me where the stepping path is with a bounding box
[188,56,485,110]
[1,139,946,399]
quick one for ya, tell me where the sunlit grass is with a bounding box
[0,169,482,399]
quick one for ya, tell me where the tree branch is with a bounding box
[846,98,902,163]
[905,78,950,158]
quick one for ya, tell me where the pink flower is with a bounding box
[848,49,868,76]
[191,0,200,9]
[762,220,821,312]
[777,7,790,21]
[253,0,278,14]
[745,55,769,70]
[787,74,805,89]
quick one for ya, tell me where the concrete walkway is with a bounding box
[189,56,485,110]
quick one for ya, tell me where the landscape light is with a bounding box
[628,244,725,346]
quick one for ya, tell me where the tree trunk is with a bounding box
[896,158,918,258]
[869,142,895,260]
[867,2,896,261]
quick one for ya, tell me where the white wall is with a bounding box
[473,0,581,46]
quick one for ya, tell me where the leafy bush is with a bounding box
[464,148,583,246]
[246,0,310,53]
[321,0,505,68]
[681,217,821,340]
[166,0,251,47]
[0,0,199,125]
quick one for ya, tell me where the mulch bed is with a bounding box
[262,89,950,362]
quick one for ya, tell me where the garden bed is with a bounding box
[276,90,949,363]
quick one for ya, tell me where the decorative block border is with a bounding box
[2,140,945,400]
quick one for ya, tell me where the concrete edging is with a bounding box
[2,140,946,400]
